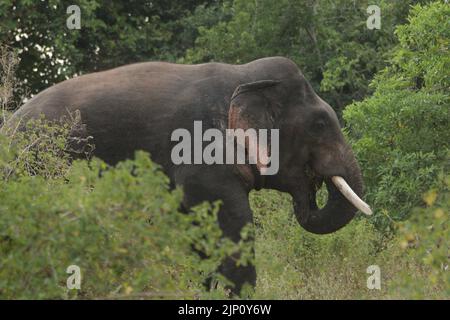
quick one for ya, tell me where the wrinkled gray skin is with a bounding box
[8,57,363,295]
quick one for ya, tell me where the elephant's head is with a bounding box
[228,57,372,234]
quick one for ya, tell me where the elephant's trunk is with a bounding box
[293,147,368,234]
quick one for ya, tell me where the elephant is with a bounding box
[7,57,371,295]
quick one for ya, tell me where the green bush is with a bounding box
[344,2,450,228]
[0,116,80,180]
[0,118,244,299]
[391,174,449,298]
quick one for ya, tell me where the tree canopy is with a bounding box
[1,0,430,111]
[0,0,213,98]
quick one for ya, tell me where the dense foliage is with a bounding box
[0,0,430,111]
[0,120,244,299]
[0,0,216,100]
[184,0,430,111]
[344,2,449,228]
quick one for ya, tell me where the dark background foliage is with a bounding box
[0,0,429,110]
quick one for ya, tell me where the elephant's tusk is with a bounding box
[331,176,373,215]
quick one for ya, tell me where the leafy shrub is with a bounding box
[391,174,449,298]
[0,146,245,299]
[344,2,450,228]
[0,115,86,180]
[0,112,247,299]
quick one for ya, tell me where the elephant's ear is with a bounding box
[228,80,281,175]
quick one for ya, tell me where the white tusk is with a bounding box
[331,176,373,215]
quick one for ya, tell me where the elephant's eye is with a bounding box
[312,119,327,132]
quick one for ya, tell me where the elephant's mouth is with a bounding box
[301,165,324,211]
[292,163,372,234]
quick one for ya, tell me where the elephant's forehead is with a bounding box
[244,57,302,79]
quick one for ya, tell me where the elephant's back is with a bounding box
[7,61,242,166]
[11,61,240,121]
[9,56,296,125]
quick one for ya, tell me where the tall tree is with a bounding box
[0,0,214,101]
